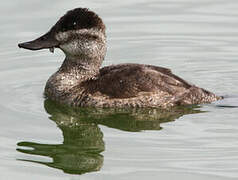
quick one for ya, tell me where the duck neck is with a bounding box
[58,56,102,81]
[45,55,102,102]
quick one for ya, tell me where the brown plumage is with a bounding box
[18,8,222,108]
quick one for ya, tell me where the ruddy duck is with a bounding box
[18,8,221,108]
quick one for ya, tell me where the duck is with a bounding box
[18,8,221,108]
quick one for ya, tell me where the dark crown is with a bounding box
[54,8,105,33]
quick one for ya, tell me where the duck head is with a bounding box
[18,8,106,65]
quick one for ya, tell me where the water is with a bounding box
[1,0,238,179]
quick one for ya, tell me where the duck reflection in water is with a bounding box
[17,99,202,175]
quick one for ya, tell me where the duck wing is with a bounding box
[86,63,193,98]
